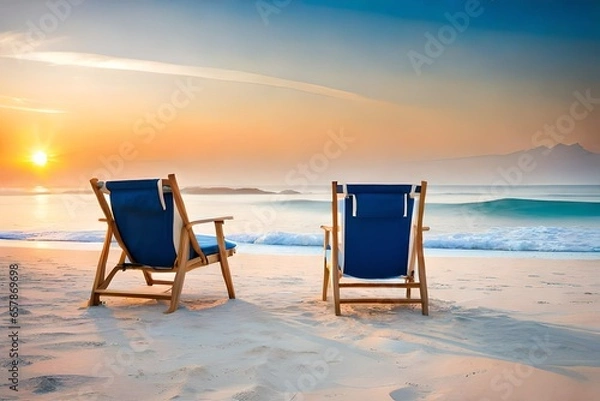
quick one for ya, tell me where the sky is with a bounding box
[0,0,599,188]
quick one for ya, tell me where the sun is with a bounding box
[32,150,48,167]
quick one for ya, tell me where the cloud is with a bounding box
[0,30,64,56]
[0,95,66,114]
[0,31,30,55]
[4,51,384,103]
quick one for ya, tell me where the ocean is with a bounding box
[1,184,599,259]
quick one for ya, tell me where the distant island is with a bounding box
[181,187,301,195]
[0,186,303,196]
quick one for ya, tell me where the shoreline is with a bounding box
[2,239,600,260]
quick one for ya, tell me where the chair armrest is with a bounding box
[320,225,332,250]
[188,216,234,226]
[422,226,430,231]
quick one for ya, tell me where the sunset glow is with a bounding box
[0,1,598,188]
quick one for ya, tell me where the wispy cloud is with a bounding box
[0,30,63,56]
[0,31,29,55]
[4,51,383,103]
[0,95,66,114]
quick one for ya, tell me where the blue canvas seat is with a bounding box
[321,181,429,316]
[89,174,236,313]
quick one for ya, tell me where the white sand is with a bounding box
[1,246,599,401]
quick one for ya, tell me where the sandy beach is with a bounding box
[0,246,599,401]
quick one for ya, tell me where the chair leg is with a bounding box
[166,234,191,314]
[142,270,154,286]
[219,257,236,299]
[417,248,429,316]
[166,266,187,314]
[420,277,429,316]
[321,229,331,301]
[97,266,123,290]
[322,259,330,301]
[332,266,341,316]
[89,228,113,306]
[214,222,235,299]
[406,277,412,299]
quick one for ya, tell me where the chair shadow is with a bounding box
[354,302,600,379]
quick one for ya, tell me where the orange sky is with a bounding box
[1,1,599,188]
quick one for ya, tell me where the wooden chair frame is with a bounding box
[89,173,236,313]
[321,181,429,316]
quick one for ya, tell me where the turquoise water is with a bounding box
[0,185,599,257]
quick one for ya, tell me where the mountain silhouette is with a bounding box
[411,143,600,185]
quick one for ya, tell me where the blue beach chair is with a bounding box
[321,181,429,316]
[89,174,236,313]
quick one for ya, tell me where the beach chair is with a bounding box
[89,174,236,313]
[321,181,429,316]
